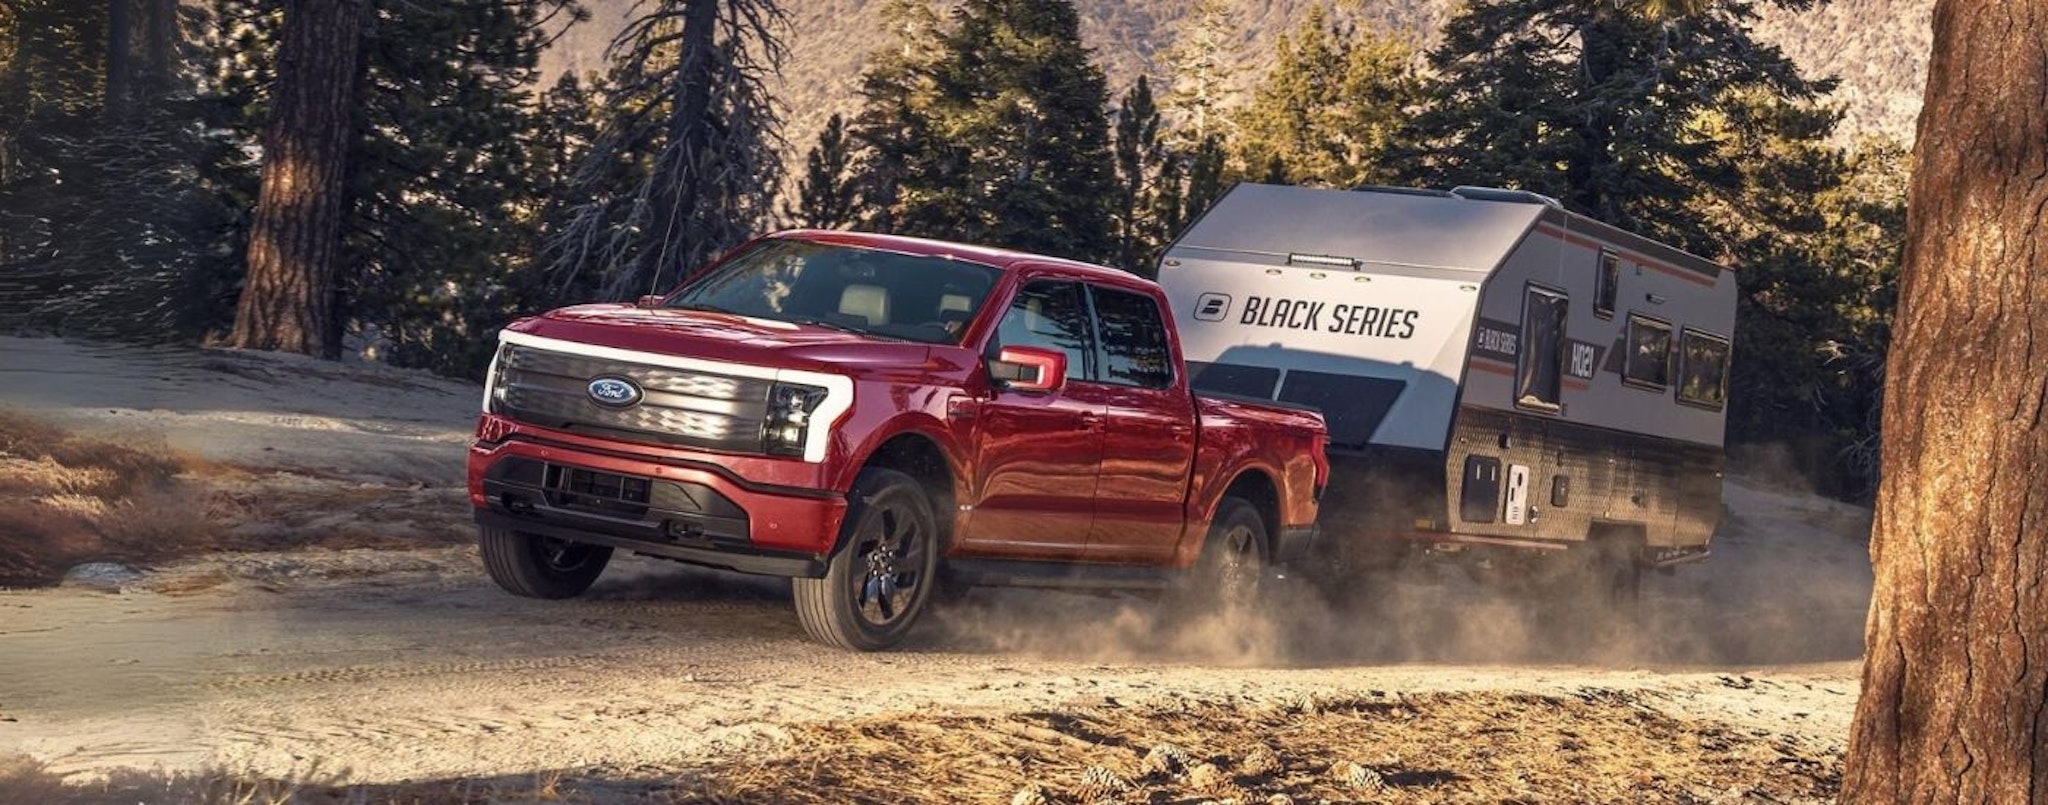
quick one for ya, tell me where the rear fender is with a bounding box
[1176,397,1326,568]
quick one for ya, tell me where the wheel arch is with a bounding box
[1215,466,1282,553]
[847,425,959,552]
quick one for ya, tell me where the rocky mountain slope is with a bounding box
[545,0,1931,174]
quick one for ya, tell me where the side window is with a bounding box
[1594,250,1621,319]
[1677,329,1732,410]
[1622,314,1673,389]
[1516,285,1568,411]
[1088,287,1174,389]
[992,280,1094,381]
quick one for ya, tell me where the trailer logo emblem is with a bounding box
[1193,293,1232,322]
[586,376,643,408]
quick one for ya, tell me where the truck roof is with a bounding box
[771,229,1136,283]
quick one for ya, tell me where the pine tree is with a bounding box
[1111,76,1167,274]
[1180,134,1228,227]
[1399,0,1830,243]
[783,112,859,229]
[1231,4,1418,189]
[0,0,234,341]
[1157,0,1239,146]
[1844,3,2048,796]
[545,0,788,301]
[1398,0,1892,488]
[228,0,364,358]
[201,0,577,372]
[851,0,1115,262]
[343,0,566,374]
[1711,105,1904,495]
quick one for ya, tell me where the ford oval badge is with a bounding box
[586,376,642,408]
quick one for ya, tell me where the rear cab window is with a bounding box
[1087,286,1175,389]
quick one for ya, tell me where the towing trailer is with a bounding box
[1157,183,1736,573]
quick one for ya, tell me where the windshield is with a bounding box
[666,239,1003,345]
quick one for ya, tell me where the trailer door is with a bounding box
[1516,285,1568,412]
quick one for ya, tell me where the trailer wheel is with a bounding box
[792,468,938,651]
[478,525,612,599]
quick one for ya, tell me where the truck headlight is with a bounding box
[762,382,828,457]
[484,344,512,413]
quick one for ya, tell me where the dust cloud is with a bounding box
[919,472,1874,669]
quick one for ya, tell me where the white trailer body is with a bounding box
[1158,184,1736,564]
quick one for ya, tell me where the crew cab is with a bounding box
[467,231,1328,650]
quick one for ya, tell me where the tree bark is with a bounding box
[625,0,719,297]
[138,0,175,99]
[103,0,133,117]
[1841,1,2048,801]
[228,0,364,359]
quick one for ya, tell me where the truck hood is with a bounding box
[504,304,943,373]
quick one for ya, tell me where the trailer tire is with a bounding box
[792,468,938,651]
[478,525,612,599]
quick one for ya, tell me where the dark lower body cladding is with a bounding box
[472,449,837,578]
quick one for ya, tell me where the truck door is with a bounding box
[957,279,1108,558]
[1082,285,1198,563]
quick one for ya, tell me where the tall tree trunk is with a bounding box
[103,0,133,117]
[626,0,718,296]
[1841,1,2048,801]
[1567,6,1626,226]
[228,0,364,358]
[138,0,175,99]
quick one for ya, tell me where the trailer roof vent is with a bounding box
[1451,186,1565,209]
[1286,252,1361,269]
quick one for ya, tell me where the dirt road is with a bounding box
[2,540,1866,787]
[0,338,1876,792]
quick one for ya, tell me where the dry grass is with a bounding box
[0,410,467,587]
[0,753,305,805]
[681,690,1841,804]
[0,410,217,587]
[1,690,1840,803]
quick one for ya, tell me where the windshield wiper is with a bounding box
[782,315,867,335]
[665,301,735,314]
[782,315,920,342]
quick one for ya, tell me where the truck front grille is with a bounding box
[494,344,773,453]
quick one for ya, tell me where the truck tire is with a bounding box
[792,468,938,651]
[1170,496,1269,617]
[478,525,613,599]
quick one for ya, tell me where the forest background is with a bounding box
[0,0,1922,497]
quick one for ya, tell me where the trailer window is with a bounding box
[1089,287,1175,389]
[1516,286,1568,411]
[1677,329,1732,410]
[1594,250,1621,319]
[1623,314,1673,389]
[992,281,1095,381]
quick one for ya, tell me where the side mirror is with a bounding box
[988,346,1066,394]
[634,294,665,309]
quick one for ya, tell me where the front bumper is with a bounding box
[467,427,849,578]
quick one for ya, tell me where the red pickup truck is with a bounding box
[467,231,1328,650]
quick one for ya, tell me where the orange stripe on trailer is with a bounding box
[1534,224,1718,287]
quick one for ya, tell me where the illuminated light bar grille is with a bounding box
[495,344,773,452]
